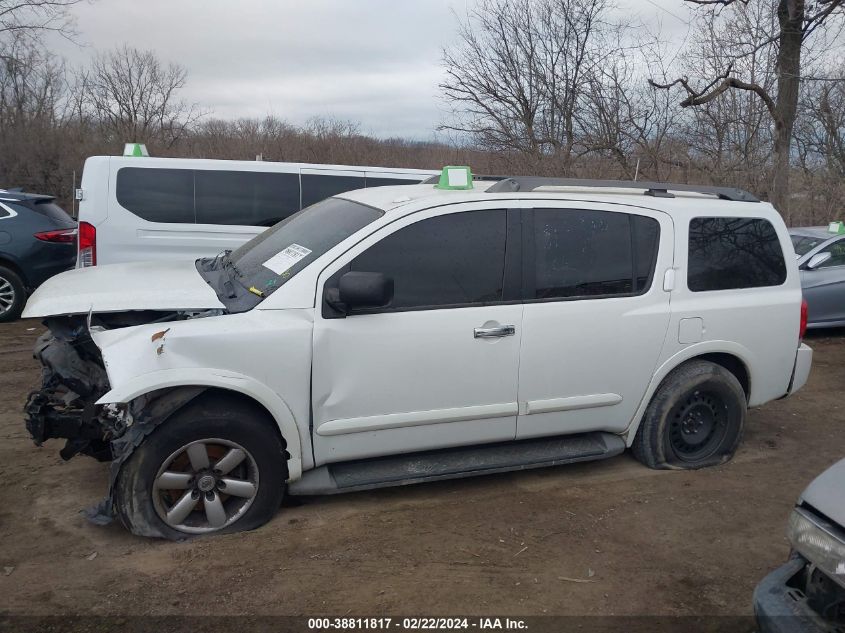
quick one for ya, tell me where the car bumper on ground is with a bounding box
[787,343,813,396]
[753,556,836,633]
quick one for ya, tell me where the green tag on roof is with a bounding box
[123,143,149,157]
[435,166,473,190]
[828,221,845,234]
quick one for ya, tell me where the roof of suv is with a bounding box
[337,180,775,217]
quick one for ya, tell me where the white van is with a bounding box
[75,155,437,266]
[25,168,812,538]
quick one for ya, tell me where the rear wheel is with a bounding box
[0,266,25,323]
[632,360,746,469]
[114,394,287,539]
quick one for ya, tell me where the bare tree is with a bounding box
[649,0,845,215]
[440,0,631,174]
[78,45,200,147]
[0,0,81,49]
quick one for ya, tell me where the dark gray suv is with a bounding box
[0,190,77,322]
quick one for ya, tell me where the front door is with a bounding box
[515,204,674,439]
[311,206,522,465]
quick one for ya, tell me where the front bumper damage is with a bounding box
[24,317,205,527]
[25,321,117,461]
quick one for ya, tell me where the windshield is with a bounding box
[198,197,383,311]
[791,234,827,257]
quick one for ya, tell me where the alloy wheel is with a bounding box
[152,438,259,534]
[0,275,15,316]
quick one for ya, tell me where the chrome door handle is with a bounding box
[474,325,516,339]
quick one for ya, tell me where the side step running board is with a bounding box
[288,432,626,495]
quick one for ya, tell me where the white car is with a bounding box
[74,152,436,267]
[23,167,813,538]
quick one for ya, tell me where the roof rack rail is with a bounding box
[485,177,759,202]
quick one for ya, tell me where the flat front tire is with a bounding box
[632,361,746,470]
[114,394,287,539]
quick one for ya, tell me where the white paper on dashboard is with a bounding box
[262,244,313,275]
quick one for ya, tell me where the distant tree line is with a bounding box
[0,0,843,225]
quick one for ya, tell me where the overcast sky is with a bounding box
[48,0,695,140]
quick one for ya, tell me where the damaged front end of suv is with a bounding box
[24,310,216,523]
[25,311,209,464]
[20,257,239,526]
[27,314,128,462]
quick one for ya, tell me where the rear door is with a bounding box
[515,203,673,439]
[801,237,845,326]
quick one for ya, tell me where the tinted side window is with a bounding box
[533,209,643,299]
[633,215,660,292]
[688,217,787,291]
[365,176,421,188]
[195,170,300,226]
[350,210,507,310]
[116,168,194,223]
[301,174,365,209]
[817,239,845,268]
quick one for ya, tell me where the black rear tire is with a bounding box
[632,360,746,470]
[114,393,288,539]
[0,266,26,323]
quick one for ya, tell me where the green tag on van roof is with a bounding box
[123,143,149,157]
[828,221,845,234]
[435,166,473,190]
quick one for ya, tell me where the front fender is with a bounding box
[96,368,303,481]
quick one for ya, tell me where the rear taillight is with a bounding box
[34,227,77,243]
[78,221,96,266]
[799,298,808,340]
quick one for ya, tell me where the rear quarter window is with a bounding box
[688,217,787,291]
[30,200,74,224]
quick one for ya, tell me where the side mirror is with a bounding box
[338,271,394,310]
[807,252,832,270]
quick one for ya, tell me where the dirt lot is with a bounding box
[0,317,842,619]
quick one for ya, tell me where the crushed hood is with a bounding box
[23,260,225,317]
[800,457,845,527]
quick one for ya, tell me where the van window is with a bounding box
[195,170,300,226]
[688,217,787,291]
[116,168,301,226]
[365,176,419,188]
[116,168,194,223]
[532,209,659,300]
[301,174,365,208]
[350,209,507,310]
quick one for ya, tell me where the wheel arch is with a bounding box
[623,342,754,447]
[0,255,28,287]
[96,369,304,480]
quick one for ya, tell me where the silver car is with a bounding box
[790,227,845,329]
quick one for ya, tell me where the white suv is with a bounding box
[23,168,813,538]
